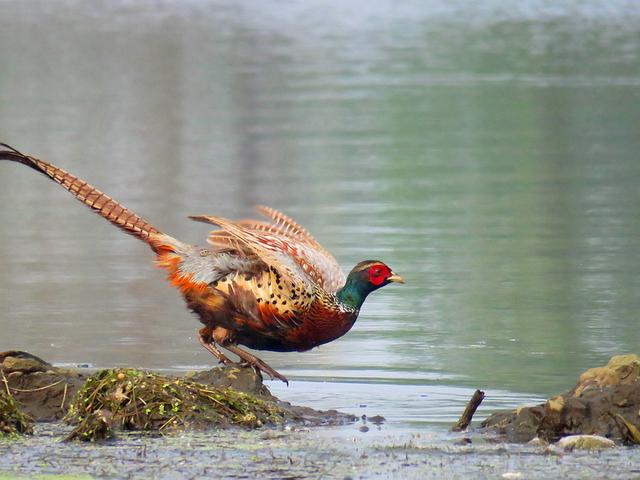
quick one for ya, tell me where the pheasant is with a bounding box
[0,143,404,384]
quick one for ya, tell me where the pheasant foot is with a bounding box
[223,344,289,385]
[198,328,232,365]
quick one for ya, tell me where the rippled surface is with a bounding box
[1,0,640,429]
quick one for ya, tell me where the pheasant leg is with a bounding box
[198,327,232,365]
[223,344,289,385]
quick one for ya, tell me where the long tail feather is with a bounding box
[0,143,162,247]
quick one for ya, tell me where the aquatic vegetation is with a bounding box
[64,368,285,441]
[0,374,33,437]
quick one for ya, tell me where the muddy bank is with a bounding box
[482,354,640,444]
[0,350,356,440]
[6,350,640,447]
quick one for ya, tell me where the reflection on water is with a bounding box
[1,0,640,424]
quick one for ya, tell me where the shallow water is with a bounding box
[1,0,640,455]
[2,423,640,479]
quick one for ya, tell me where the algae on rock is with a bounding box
[64,368,286,441]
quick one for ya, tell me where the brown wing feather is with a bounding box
[206,229,256,256]
[254,205,319,246]
[197,215,309,281]
[254,206,345,291]
[189,208,346,293]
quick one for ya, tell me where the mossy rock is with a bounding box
[0,377,33,437]
[482,354,640,444]
[64,368,285,441]
[574,354,640,396]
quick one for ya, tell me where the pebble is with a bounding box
[501,473,523,479]
[557,434,616,451]
[527,437,548,447]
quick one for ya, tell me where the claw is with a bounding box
[198,331,289,384]
[223,344,289,385]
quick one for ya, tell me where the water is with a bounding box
[4,424,640,480]
[1,0,640,436]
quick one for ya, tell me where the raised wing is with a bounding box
[245,206,345,291]
[253,205,321,247]
[189,207,346,293]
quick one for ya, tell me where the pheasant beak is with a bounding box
[387,273,405,284]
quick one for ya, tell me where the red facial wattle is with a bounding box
[368,264,391,286]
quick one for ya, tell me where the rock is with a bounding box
[0,351,52,374]
[0,351,86,421]
[482,354,640,444]
[188,365,273,398]
[573,354,640,396]
[369,415,385,425]
[481,405,545,443]
[556,434,616,451]
[537,381,640,443]
[187,365,356,426]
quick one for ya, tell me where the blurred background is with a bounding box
[1,0,639,426]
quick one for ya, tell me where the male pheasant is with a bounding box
[0,143,404,383]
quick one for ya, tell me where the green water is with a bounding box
[1,0,639,431]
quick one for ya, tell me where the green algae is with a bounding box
[0,374,32,438]
[64,368,284,441]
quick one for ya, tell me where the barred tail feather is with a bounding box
[0,143,163,250]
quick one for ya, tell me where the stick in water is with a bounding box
[452,389,485,432]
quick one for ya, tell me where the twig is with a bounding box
[159,415,178,431]
[60,382,68,410]
[9,379,64,393]
[1,372,10,396]
[452,389,485,432]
